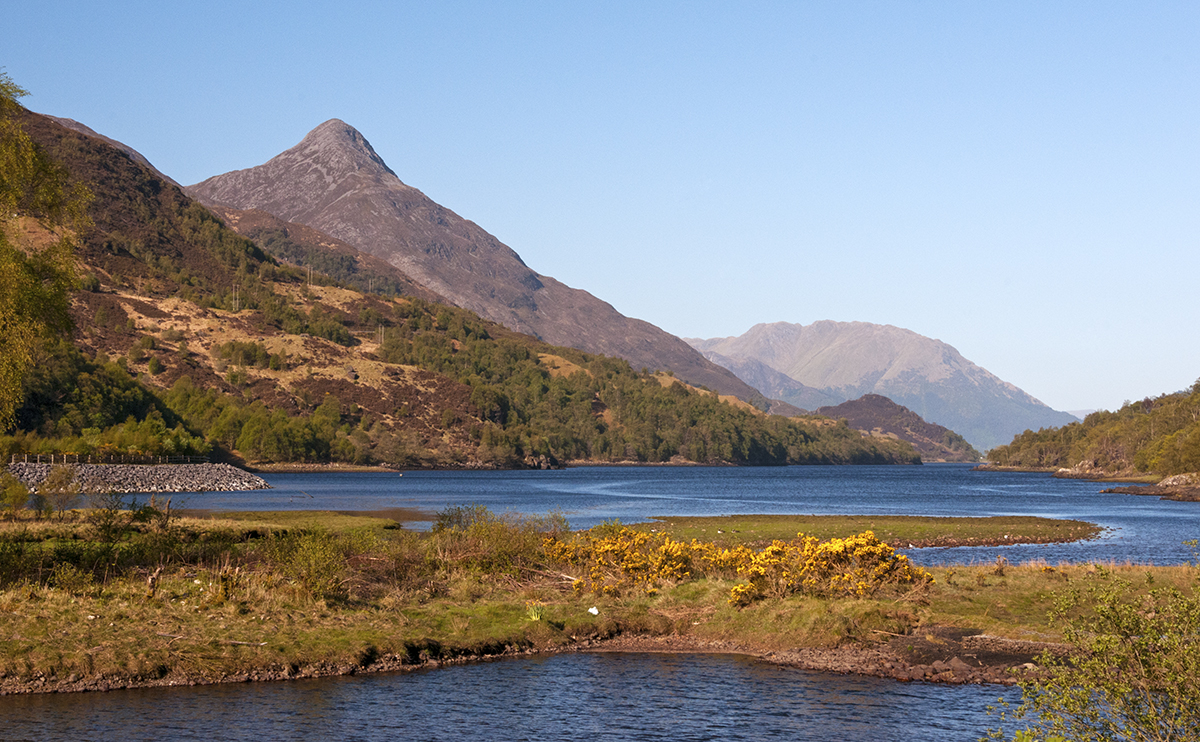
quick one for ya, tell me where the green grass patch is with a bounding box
[636,514,1101,548]
[190,510,403,535]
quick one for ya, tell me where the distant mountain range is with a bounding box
[689,321,1078,451]
[186,119,763,405]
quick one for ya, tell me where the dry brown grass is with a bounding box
[538,353,589,378]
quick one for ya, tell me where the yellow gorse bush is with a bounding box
[728,530,933,606]
[543,527,708,595]
[543,526,931,605]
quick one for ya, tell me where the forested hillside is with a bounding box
[1,103,920,469]
[988,382,1200,476]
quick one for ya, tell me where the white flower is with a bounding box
[588,607,599,615]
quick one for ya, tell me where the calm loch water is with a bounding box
[1,653,1017,741]
[185,463,1200,564]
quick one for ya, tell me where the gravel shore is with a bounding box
[6,462,271,494]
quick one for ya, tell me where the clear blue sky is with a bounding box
[9,1,1199,413]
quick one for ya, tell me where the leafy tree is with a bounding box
[40,465,80,520]
[0,472,27,519]
[0,70,90,431]
[989,381,1200,476]
[992,578,1200,741]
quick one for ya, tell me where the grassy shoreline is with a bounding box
[0,509,1183,695]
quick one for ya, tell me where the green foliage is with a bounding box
[0,71,90,432]
[87,490,132,543]
[992,577,1200,741]
[240,225,414,297]
[432,503,495,533]
[378,301,919,467]
[48,561,95,596]
[990,383,1200,475]
[0,472,27,518]
[428,505,568,574]
[264,530,349,601]
[215,340,285,370]
[2,339,210,457]
[40,465,80,520]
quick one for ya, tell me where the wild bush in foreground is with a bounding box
[544,526,706,595]
[991,578,1200,742]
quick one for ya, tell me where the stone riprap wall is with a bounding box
[6,463,271,494]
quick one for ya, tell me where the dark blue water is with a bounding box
[0,653,1016,741]
[178,464,1200,565]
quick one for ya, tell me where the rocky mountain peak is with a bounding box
[186,121,766,403]
[188,119,409,221]
[290,118,398,181]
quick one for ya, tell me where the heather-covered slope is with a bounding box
[5,111,920,469]
[816,394,980,463]
[187,120,763,403]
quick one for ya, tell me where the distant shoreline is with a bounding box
[973,463,1159,484]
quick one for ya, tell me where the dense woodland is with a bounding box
[0,101,920,469]
[988,382,1200,475]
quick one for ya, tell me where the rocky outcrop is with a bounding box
[6,463,270,494]
[1102,472,1200,502]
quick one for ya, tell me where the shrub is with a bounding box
[40,465,80,520]
[544,525,743,596]
[430,504,566,574]
[727,531,932,606]
[48,562,94,596]
[1,473,28,519]
[87,490,131,542]
[263,530,348,601]
[991,578,1200,741]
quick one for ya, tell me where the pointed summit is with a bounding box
[186,123,766,402]
[290,118,398,181]
[188,119,407,221]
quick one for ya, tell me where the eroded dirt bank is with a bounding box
[0,628,1059,696]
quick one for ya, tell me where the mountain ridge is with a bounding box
[690,320,1078,451]
[187,120,764,404]
[13,109,921,469]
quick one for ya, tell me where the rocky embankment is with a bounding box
[591,629,1062,686]
[6,463,271,494]
[1102,473,1200,502]
[0,628,1063,696]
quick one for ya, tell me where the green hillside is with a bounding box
[988,382,1200,476]
[0,89,919,469]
